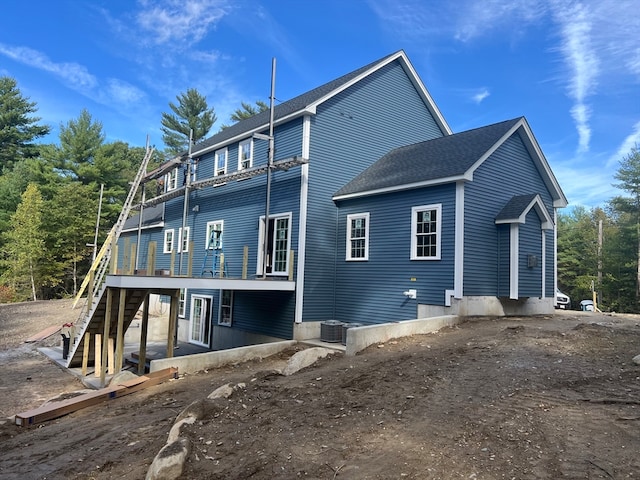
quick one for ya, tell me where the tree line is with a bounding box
[0,77,266,302]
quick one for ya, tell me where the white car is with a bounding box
[556,290,571,309]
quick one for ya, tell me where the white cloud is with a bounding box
[0,43,97,91]
[472,88,490,104]
[135,0,231,46]
[606,120,640,169]
[104,79,147,105]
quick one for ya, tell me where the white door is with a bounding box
[189,295,212,347]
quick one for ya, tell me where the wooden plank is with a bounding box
[138,296,149,375]
[81,332,90,376]
[115,288,126,372]
[25,325,61,343]
[94,333,102,378]
[15,367,178,427]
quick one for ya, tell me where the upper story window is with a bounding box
[179,226,190,253]
[238,139,253,170]
[346,213,369,261]
[163,229,174,253]
[206,220,224,250]
[215,148,227,176]
[411,204,441,260]
[166,168,178,191]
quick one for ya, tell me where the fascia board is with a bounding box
[333,175,465,201]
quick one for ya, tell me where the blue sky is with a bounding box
[0,0,638,209]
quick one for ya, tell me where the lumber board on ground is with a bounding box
[14,367,178,427]
[25,325,61,343]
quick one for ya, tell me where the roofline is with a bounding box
[495,194,554,229]
[465,117,568,208]
[307,51,452,136]
[122,222,164,234]
[333,174,467,201]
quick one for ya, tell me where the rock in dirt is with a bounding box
[109,371,139,386]
[281,347,335,376]
[146,437,191,480]
[633,354,640,365]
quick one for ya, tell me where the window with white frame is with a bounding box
[178,227,190,253]
[206,220,224,250]
[257,212,292,276]
[411,204,441,260]
[166,168,178,191]
[163,229,175,253]
[346,213,369,261]
[178,288,187,318]
[219,290,233,326]
[215,148,227,176]
[238,139,253,170]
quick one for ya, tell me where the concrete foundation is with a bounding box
[419,296,554,318]
[149,340,297,374]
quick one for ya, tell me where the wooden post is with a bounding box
[187,241,194,277]
[110,236,118,274]
[94,333,101,378]
[123,238,130,274]
[170,249,175,276]
[81,332,90,377]
[220,253,225,277]
[114,288,126,373]
[129,243,137,275]
[138,294,149,375]
[166,289,179,358]
[100,288,113,387]
[147,241,157,276]
[108,337,115,375]
[242,246,248,279]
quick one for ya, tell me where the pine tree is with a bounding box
[161,89,216,155]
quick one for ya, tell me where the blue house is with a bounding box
[67,50,566,367]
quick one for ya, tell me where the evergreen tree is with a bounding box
[55,109,105,182]
[161,89,216,155]
[0,77,50,172]
[220,100,269,130]
[1,184,52,300]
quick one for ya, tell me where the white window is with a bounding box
[178,227,190,253]
[189,295,212,346]
[178,288,187,318]
[166,168,178,191]
[206,221,224,250]
[238,139,253,170]
[163,229,175,253]
[257,212,292,276]
[411,204,441,260]
[219,290,233,326]
[346,213,369,261]
[215,148,227,176]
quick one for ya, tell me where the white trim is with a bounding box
[541,230,546,298]
[205,220,224,250]
[214,148,228,176]
[510,224,519,299]
[189,294,213,347]
[256,211,293,276]
[333,174,466,201]
[346,212,370,261]
[295,116,311,324]
[495,194,554,230]
[178,226,190,253]
[218,290,233,326]
[163,229,175,253]
[454,181,464,298]
[238,138,253,170]
[178,288,187,318]
[166,168,178,191]
[554,208,558,305]
[122,222,164,234]
[410,204,442,261]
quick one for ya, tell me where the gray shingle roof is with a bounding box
[334,117,522,199]
[123,204,164,232]
[191,51,400,156]
[494,194,539,221]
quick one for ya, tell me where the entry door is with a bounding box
[259,214,291,275]
[189,295,212,347]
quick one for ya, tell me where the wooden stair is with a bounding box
[66,288,149,368]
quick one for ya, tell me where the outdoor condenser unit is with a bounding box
[320,320,344,343]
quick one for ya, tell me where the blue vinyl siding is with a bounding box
[545,229,554,298]
[463,132,554,296]
[231,291,294,339]
[519,209,543,297]
[334,184,455,324]
[303,60,446,321]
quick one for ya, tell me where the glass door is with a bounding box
[189,295,212,347]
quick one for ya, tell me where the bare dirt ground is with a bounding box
[1,300,640,480]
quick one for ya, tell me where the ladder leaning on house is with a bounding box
[200,227,225,277]
[70,146,155,339]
